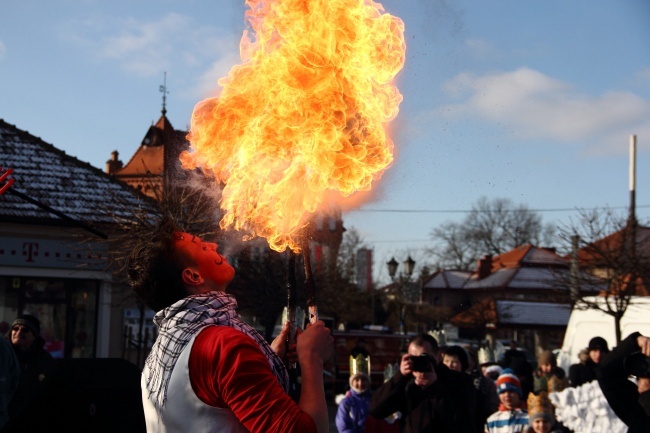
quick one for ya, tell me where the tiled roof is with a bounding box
[451,298,571,327]
[117,115,186,176]
[117,145,165,176]
[464,268,518,289]
[576,225,650,264]
[492,244,568,270]
[424,245,598,292]
[0,118,151,231]
[495,300,571,326]
[423,270,472,289]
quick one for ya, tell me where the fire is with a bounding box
[181,0,405,252]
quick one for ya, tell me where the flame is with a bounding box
[181,0,405,252]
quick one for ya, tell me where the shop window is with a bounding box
[2,277,98,359]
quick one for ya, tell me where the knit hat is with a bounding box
[496,368,523,398]
[12,314,40,336]
[527,392,554,422]
[588,336,609,353]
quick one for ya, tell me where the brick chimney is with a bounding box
[477,254,492,279]
[105,150,123,175]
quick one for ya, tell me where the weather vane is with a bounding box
[159,71,169,116]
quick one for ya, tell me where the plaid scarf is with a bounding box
[143,291,289,410]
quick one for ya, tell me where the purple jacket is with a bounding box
[336,389,371,433]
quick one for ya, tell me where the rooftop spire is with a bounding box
[159,71,169,116]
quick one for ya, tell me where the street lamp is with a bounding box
[386,256,416,334]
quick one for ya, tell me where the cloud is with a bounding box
[187,49,242,101]
[63,12,239,80]
[636,67,650,86]
[464,38,498,60]
[435,67,650,154]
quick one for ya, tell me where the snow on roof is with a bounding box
[496,300,571,326]
[0,119,152,227]
[423,270,472,289]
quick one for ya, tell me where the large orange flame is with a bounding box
[181,0,405,252]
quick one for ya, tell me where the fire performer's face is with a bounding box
[173,232,235,292]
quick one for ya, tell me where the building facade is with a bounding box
[0,118,149,360]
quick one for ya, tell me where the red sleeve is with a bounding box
[190,326,317,433]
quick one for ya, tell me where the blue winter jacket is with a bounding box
[335,388,372,433]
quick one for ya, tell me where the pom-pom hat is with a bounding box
[496,368,523,398]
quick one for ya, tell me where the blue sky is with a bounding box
[1,0,649,284]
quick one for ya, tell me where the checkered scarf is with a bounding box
[143,291,289,410]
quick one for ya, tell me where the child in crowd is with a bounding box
[525,392,563,433]
[335,372,371,433]
[533,350,568,394]
[485,369,529,433]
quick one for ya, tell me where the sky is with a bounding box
[1,0,649,284]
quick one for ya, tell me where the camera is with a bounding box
[409,354,435,372]
[624,352,650,378]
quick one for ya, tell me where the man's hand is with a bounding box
[270,321,300,366]
[297,320,333,366]
[637,335,650,394]
[639,377,650,394]
[399,353,413,376]
[637,335,650,357]
[270,321,289,358]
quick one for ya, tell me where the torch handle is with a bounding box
[285,253,298,369]
[302,243,318,324]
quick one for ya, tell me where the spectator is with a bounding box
[533,350,567,394]
[335,372,371,433]
[445,345,499,433]
[525,392,563,433]
[4,314,54,429]
[0,336,19,430]
[569,336,609,387]
[484,369,529,433]
[484,365,503,382]
[478,346,501,381]
[369,333,477,433]
[500,341,528,369]
[597,332,650,433]
[508,357,534,402]
[127,219,334,433]
[441,345,468,373]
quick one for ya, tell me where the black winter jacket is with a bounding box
[598,332,650,433]
[369,364,477,433]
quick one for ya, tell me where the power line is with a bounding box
[346,204,650,214]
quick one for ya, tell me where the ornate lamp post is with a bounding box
[387,256,416,334]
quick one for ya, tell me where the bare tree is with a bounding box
[336,227,364,281]
[229,247,291,340]
[429,196,556,270]
[316,226,377,329]
[556,207,650,343]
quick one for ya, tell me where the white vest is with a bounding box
[142,334,248,433]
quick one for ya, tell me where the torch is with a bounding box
[284,226,317,367]
[302,236,318,325]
